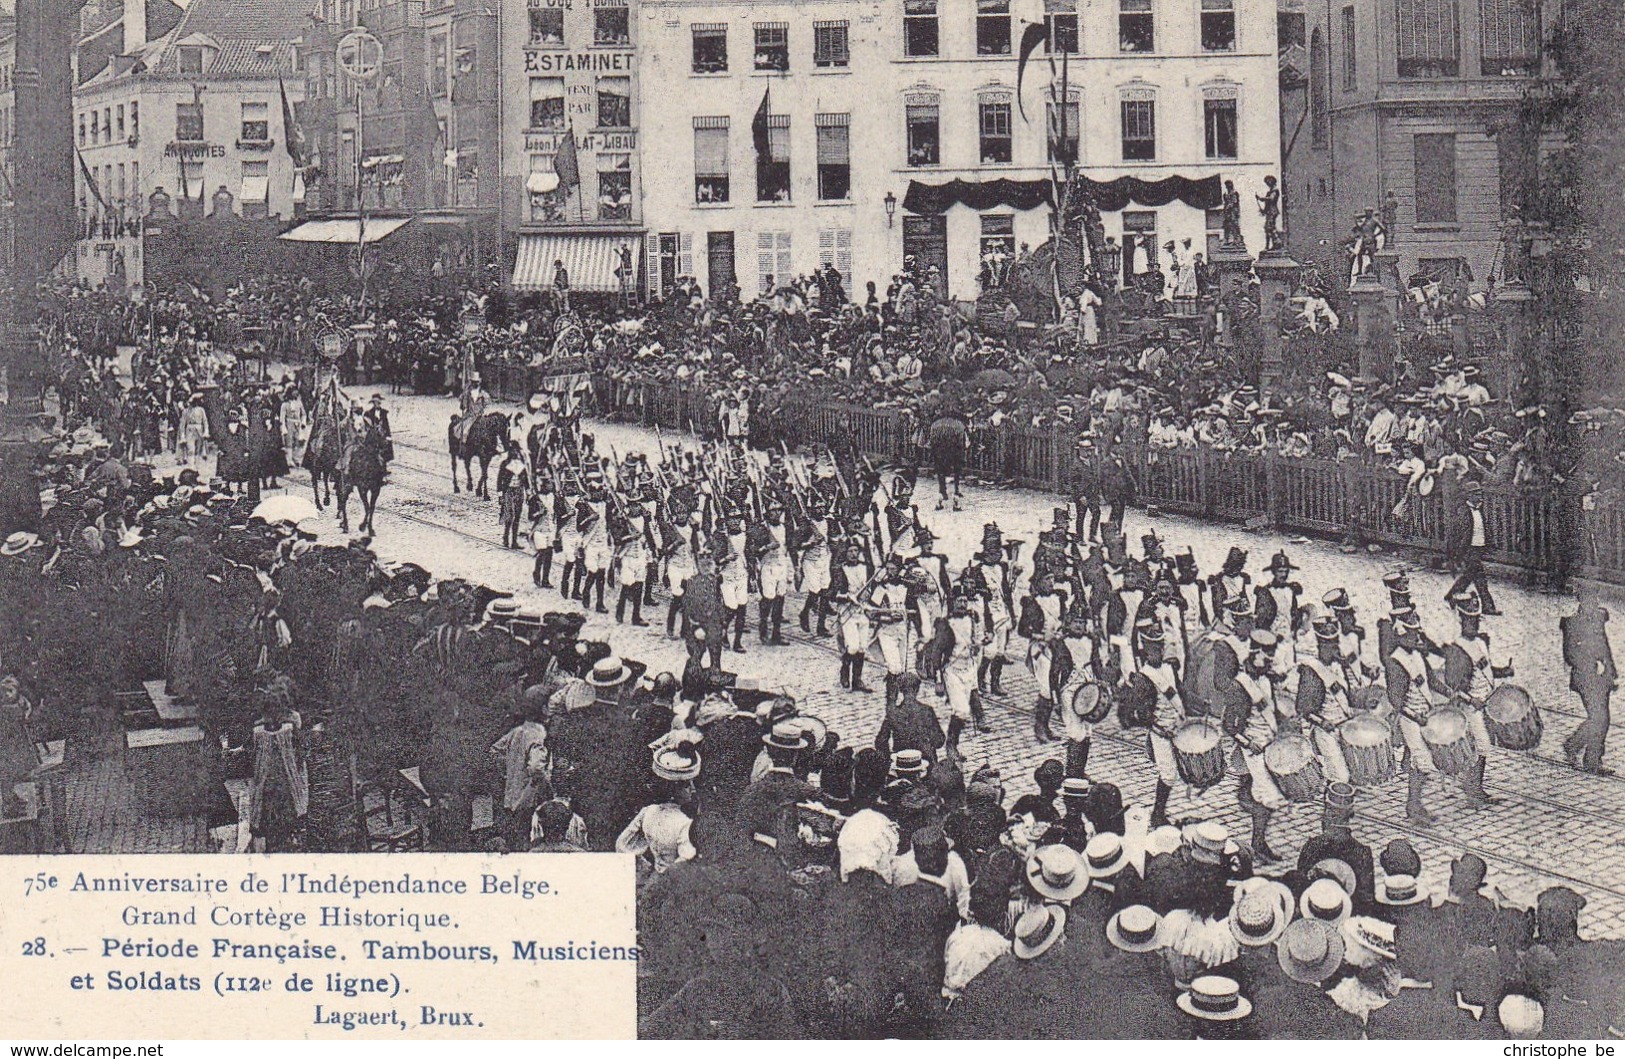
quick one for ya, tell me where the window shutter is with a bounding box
[678,233,694,278]
[758,230,777,292]
[645,232,660,295]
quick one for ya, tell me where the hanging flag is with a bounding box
[751,86,772,160]
[553,123,580,190]
[1015,22,1050,121]
[280,77,308,191]
[78,152,109,212]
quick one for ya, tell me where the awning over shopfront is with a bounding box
[278,217,413,244]
[511,232,636,293]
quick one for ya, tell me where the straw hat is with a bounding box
[1026,845,1090,903]
[587,656,634,688]
[1276,918,1346,984]
[1107,905,1164,952]
[1012,905,1067,960]
[1229,889,1289,947]
[1301,878,1353,924]
[1176,975,1253,1022]
[1376,873,1427,907]
[1083,832,1129,880]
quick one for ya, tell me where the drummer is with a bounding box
[832,545,875,693]
[1137,619,1186,830]
[866,558,914,712]
[1322,588,1377,688]
[1254,551,1304,678]
[1021,573,1067,744]
[941,588,986,752]
[1295,617,1356,784]
[1222,629,1288,864]
[1053,607,1102,779]
[1441,591,1506,808]
[1385,611,1439,826]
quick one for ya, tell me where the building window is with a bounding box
[1046,97,1079,164]
[180,160,205,202]
[1120,97,1155,160]
[905,0,939,56]
[1309,29,1328,145]
[904,103,941,167]
[78,113,85,146]
[980,214,1015,285]
[1414,132,1457,223]
[977,0,1012,55]
[979,100,1012,164]
[1205,208,1225,257]
[594,3,630,46]
[1046,0,1080,52]
[694,117,729,203]
[598,153,632,220]
[241,159,269,217]
[1123,210,1158,276]
[1396,0,1459,77]
[528,154,562,222]
[528,7,563,46]
[89,109,99,142]
[116,104,125,139]
[176,102,203,141]
[758,115,791,201]
[814,21,849,67]
[754,23,789,71]
[692,24,727,73]
[1200,0,1236,51]
[1480,0,1538,75]
[103,107,112,143]
[597,76,631,129]
[818,227,853,291]
[816,114,850,200]
[241,101,270,142]
[757,230,792,293]
[529,77,564,130]
[1340,7,1357,88]
[1203,97,1237,158]
[131,102,138,139]
[430,33,448,95]
[1120,0,1154,52]
[177,45,204,75]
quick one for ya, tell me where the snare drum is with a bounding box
[1172,719,1226,789]
[1484,685,1542,751]
[1338,715,1397,786]
[1264,733,1326,803]
[1422,708,1475,777]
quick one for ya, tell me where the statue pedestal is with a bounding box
[1253,249,1300,396]
[1349,273,1390,381]
[1210,243,1254,302]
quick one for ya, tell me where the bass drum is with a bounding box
[1171,719,1226,789]
[1484,685,1542,751]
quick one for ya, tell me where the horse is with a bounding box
[928,413,969,511]
[448,411,509,499]
[303,406,344,512]
[338,420,389,535]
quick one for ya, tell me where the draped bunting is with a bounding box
[902,174,1224,215]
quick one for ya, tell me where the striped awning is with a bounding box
[278,217,413,244]
[511,233,636,293]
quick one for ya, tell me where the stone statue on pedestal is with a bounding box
[1255,175,1281,252]
[1221,180,1245,251]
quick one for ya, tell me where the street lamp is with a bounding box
[884,190,897,227]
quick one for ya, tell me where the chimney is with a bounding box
[124,0,145,54]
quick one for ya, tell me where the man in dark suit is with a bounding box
[1444,479,1500,614]
[682,551,727,671]
[1562,583,1617,774]
[874,672,947,765]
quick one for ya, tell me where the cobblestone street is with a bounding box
[70,386,1625,938]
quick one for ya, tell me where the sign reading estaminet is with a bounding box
[0,855,636,1039]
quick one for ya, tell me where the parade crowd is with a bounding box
[5,260,1620,1041]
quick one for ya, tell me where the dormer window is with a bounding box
[178,46,205,75]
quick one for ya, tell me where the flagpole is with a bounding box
[571,124,585,224]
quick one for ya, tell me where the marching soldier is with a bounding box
[613,502,653,627]
[719,515,752,654]
[1439,591,1505,807]
[1150,578,1190,669]
[831,545,875,693]
[1386,611,1440,826]
[968,525,1016,698]
[936,588,986,751]
[793,500,833,638]
[876,475,918,560]
[558,481,586,603]
[1019,573,1067,743]
[910,526,951,641]
[1295,616,1356,784]
[748,504,794,646]
[660,507,700,639]
[1173,547,1208,628]
[1254,551,1304,676]
[1208,546,1251,617]
[866,558,914,712]
[1051,608,1104,778]
[1134,619,1186,828]
[531,475,558,589]
[1322,588,1377,689]
[1222,629,1288,864]
[579,478,612,613]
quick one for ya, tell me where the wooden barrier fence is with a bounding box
[594,377,1624,586]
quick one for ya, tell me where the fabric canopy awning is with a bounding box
[526,171,560,194]
[512,233,635,293]
[278,217,413,244]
